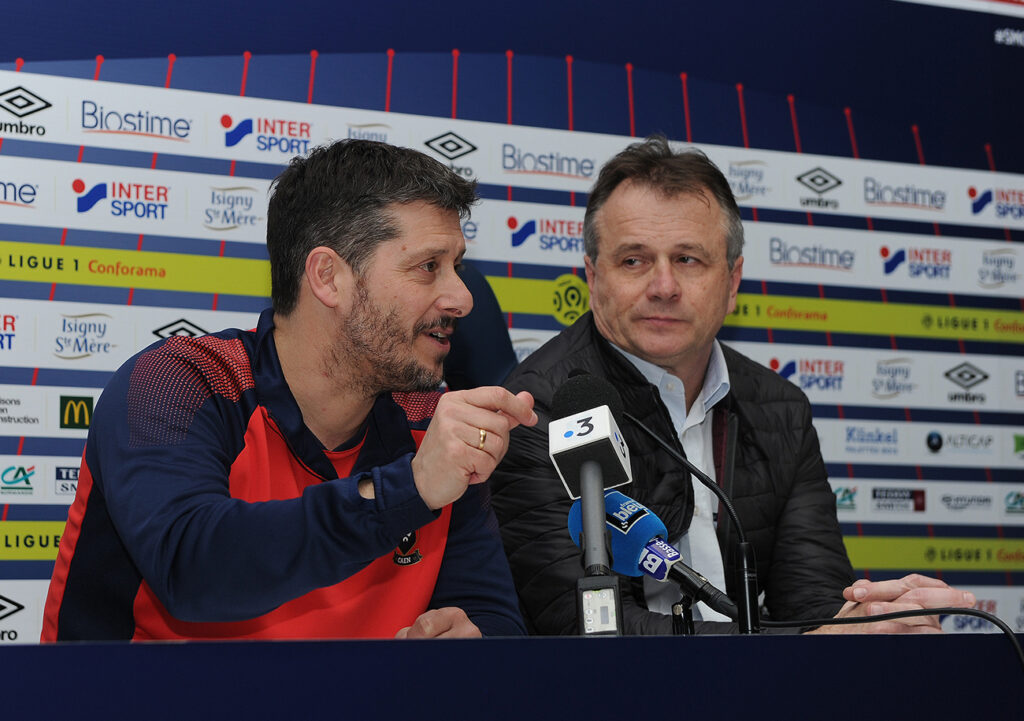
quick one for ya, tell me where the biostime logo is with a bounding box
[0,177,38,209]
[81,100,191,141]
[501,143,595,181]
[768,237,854,271]
[880,245,951,279]
[0,86,50,137]
[507,215,584,253]
[424,132,476,178]
[863,177,946,211]
[969,186,1024,219]
[221,114,311,155]
[73,178,170,220]
[796,167,841,210]
[770,357,844,391]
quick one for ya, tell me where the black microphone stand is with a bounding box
[576,460,623,636]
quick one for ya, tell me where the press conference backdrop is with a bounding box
[1,0,1023,643]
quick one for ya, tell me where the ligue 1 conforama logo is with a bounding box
[551,274,589,326]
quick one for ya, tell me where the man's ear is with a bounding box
[305,246,354,309]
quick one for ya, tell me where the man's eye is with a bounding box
[622,257,642,267]
[678,256,695,264]
[420,261,438,272]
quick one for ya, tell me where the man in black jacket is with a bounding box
[490,136,975,635]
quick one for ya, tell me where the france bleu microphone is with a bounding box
[568,490,738,620]
[548,372,632,499]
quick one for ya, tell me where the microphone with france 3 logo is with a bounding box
[568,490,738,622]
[548,371,632,635]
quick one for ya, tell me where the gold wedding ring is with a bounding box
[477,427,487,451]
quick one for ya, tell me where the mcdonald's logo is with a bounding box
[59,395,93,429]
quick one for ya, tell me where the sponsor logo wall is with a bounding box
[1,60,1022,640]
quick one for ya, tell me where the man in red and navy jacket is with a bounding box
[43,140,535,641]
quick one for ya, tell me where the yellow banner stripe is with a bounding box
[844,536,1024,571]
[0,521,64,561]
[0,240,270,297]
[487,276,1024,343]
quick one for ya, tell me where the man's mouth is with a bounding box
[417,316,458,346]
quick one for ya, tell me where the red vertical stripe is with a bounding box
[734,83,758,222]
[505,50,514,204]
[787,94,813,226]
[911,125,942,236]
[385,49,395,113]
[505,50,515,327]
[843,107,874,231]
[307,50,318,104]
[450,49,460,119]
[566,55,576,207]
[679,72,692,143]
[214,51,253,311]
[625,63,636,137]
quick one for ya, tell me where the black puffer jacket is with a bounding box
[490,313,855,635]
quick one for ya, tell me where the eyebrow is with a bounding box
[611,241,707,255]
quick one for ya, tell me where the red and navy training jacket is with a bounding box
[42,308,524,640]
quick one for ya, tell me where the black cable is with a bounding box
[762,607,1024,675]
[623,411,745,544]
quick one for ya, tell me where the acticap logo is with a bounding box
[880,245,951,279]
[507,215,584,253]
[221,114,311,155]
[0,86,50,137]
[81,100,191,142]
[73,178,170,220]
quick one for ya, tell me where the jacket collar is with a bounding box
[250,308,417,480]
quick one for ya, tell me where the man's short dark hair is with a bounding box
[583,136,744,268]
[267,139,477,314]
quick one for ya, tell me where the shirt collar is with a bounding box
[613,340,730,421]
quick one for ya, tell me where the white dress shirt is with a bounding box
[615,341,732,622]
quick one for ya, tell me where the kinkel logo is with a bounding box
[0,86,49,138]
[968,186,994,215]
[153,319,208,338]
[507,215,584,253]
[796,167,842,210]
[73,178,170,220]
[60,395,94,429]
[220,114,311,154]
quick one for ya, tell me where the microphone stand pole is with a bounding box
[576,460,623,635]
